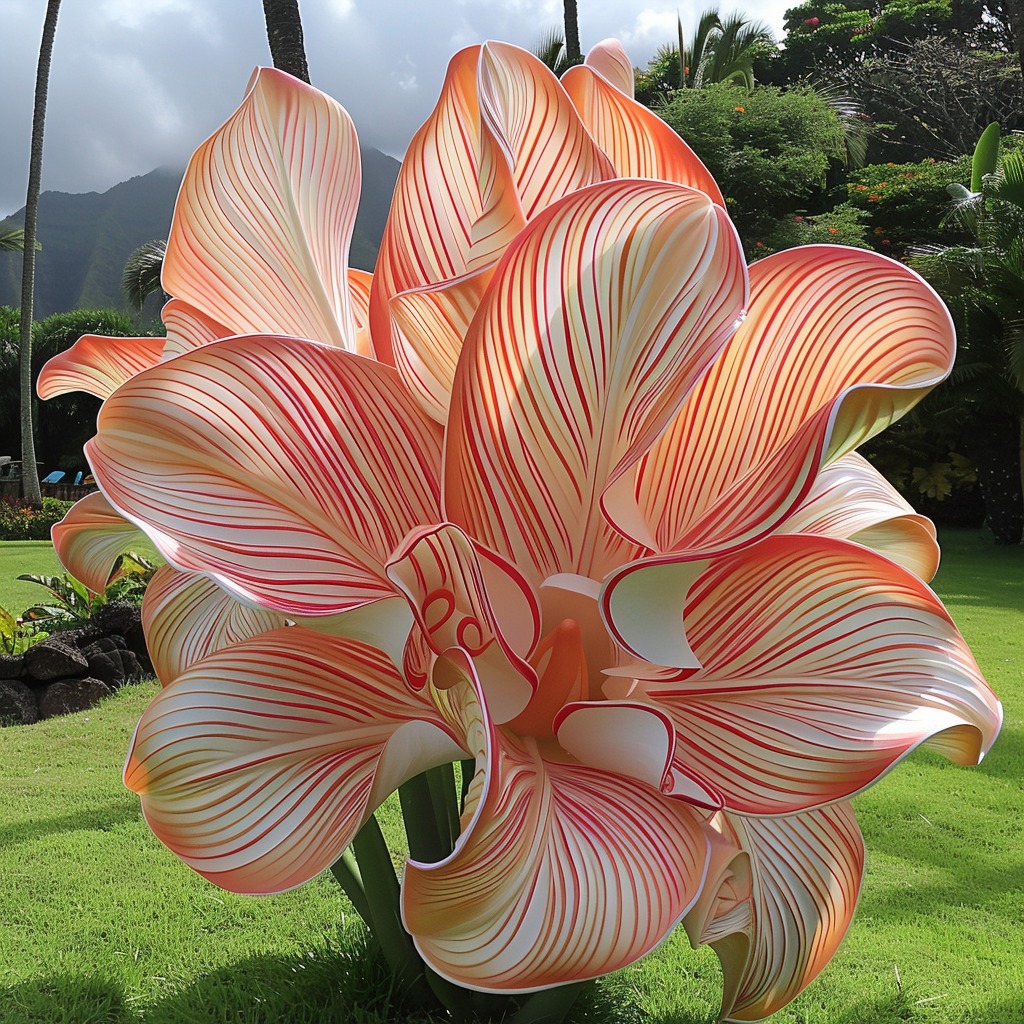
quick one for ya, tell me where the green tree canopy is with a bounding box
[656,81,850,244]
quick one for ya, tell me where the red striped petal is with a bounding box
[388,268,491,423]
[779,452,938,581]
[142,565,284,686]
[444,179,746,583]
[160,299,234,358]
[125,629,463,894]
[580,39,635,97]
[86,334,443,616]
[37,334,166,401]
[688,805,864,1022]
[604,535,1002,815]
[347,268,374,358]
[163,67,361,349]
[636,247,955,556]
[386,524,539,723]
[477,42,614,221]
[369,46,491,364]
[403,651,709,991]
[561,63,725,204]
[51,492,144,594]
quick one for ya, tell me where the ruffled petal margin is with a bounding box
[124,628,464,894]
[603,535,1001,814]
[86,334,443,617]
[403,651,710,991]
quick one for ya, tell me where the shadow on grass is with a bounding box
[0,973,128,1024]
[0,802,139,851]
[144,941,635,1024]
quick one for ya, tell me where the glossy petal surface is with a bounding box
[689,805,864,1022]
[445,179,746,581]
[124,629,463,894]
[780,452,939,581]
[143,565,285,685]
[386,523,539,723]
[636,246,955,556]
[87,334,443,616]
[37,334,166,401]
[163,67,360,349]
[51,492,144,594]
[606,536,1002,814]
[562,63,724,204]
[403,655,709,991]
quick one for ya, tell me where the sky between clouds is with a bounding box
[0,0,792,219]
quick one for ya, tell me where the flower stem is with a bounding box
[508,981,591,1024]
[350,813,433,1006]
[328,847,372,926]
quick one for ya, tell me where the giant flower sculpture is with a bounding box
[40,41,1001,1023]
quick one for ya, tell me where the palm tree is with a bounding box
[563,0,581,64]
[909,125,1024,543]
[262,0,310,83]
[681,9,774,90]
[19,0,62,507]
[122,238,168,311]
[1,228,30,252]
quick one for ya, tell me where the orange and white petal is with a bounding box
[86,334,443,617]
[691,805,864,1023]
[347,268,374,358]
[51,492,145,594]
[604,535,1002,815]
[160,299,234,359]
[37,334,166,401]
[477,42,614,221]
[388,268,491,423]
[386,524,538,723]
[124,628,464,895]
[561,63,725,204]
[163,67,360,350]
[636,246,955,556]
[369,46,489,364]
[142,564,285,685]
[580,39,635,97]
[778,452,938,581]
[402,652,709,991]
[444,179,746,583]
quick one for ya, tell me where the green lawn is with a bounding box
[0,529,1021,1023]
[0,541,65,612]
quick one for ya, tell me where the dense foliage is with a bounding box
[0,496,72,540]
[656,82,850,248]
[0,307,137,474]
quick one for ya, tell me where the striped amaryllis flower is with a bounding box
[83,168,1001,1012]
[37,64,374,680]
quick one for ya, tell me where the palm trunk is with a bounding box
[19,0,62,508]
[563,0,581,64]
[262,0,311,83]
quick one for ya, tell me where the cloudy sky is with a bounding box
[1,0,792,218]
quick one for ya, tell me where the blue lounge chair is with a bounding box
[41,470,65,483]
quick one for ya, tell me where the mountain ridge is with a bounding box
[0,147,401,317]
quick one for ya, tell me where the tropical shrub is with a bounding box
[0,497,72,540]
[656,81,848,243]
[845,156,970,255]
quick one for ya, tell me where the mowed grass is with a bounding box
[0,541,66,612]
[0,540,162,614]
[0,529,1021,1023]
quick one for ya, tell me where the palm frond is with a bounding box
[121,238,167,311]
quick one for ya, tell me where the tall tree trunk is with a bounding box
[262,0,311,83]
[563,0,581,64]
[19,0,62,508]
